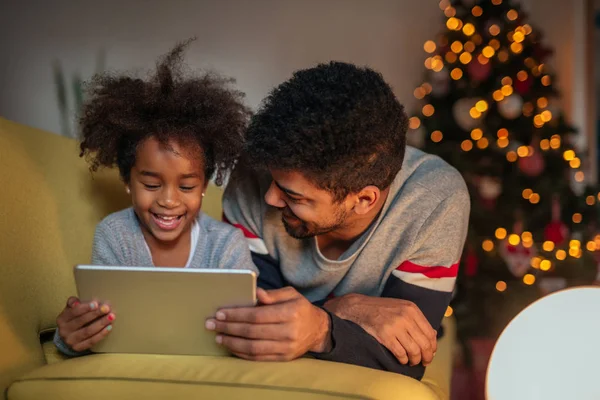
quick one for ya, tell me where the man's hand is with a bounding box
[205,287,331,361]
[324,294,437,366]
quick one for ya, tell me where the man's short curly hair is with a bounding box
[79,39,250,186]
[245,61,408,201]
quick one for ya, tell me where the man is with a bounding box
[204,62,470,380]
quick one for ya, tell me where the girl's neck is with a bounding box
[142,226,192,268]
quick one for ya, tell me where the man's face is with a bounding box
[264,169,351,239]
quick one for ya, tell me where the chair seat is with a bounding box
[7,353,441,400]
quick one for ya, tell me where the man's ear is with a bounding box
[352,186,381,215]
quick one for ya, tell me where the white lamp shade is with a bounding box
[486,286,600,400]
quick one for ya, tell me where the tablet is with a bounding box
[74,265,257,356]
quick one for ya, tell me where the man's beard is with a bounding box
[281,207,347,239]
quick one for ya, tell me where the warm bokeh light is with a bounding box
[445,306,453,317]
[451,67,463,80]
[482,240,494,252]
[463,23,475,36]
[523,274,535,285]
[477,138,489,149]
[531,257,541,269]
[570,158,581,169]
[431,130,443,143]
[414,87,426,99]
[475,100,488,112]
[408,116,421,129]
[542,241,555,252]
[496,281,507,292]
[586,196,595,206]
[482,46,495,58]
[517,70,528,81]
[497,137,509,148]
[446,16,460,29]
[529,193,540,204]
[537,97,548,108]
[540,139,550,151]
[489,24,501,36]
[522,188,533,199]
[517,146,529,157]
[513,31,525,43]
[497,128,509,138]
[424,40,436,53]
[572,213,582,223]
[472,6,483,17]
[501,76,513,86]
[541,75,551,86]
[508,234,521,246]
[422,104,435,117]
[451,41,464,53]
[506,151,518,162]
[521,231,533,241]
[471,128,483,141]
[507,9,518,21]
[575,171,585,182]
[510,42,523,54]
[587,241,597,251]
[493,90,504,102]
[489,39,500,50]
[461,140,473,152]
[541,110,552,122]
[470,107,482,118]
[495,228,507,240]
[501,85,514,96]
[563,150,575,161]
[555,250,567,261]
[460,52,473,64]
[540,260,552,271]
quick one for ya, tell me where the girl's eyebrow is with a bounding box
[180,173,201,179]
[140,170,160,177]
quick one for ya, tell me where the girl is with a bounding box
[54,40,256,356]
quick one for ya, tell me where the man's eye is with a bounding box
[143,184,160,190]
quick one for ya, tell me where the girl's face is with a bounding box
[127,137,207,246]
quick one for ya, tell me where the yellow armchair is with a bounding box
[0,118,454,399]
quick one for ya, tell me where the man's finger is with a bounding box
[206,319,286,341]
[410,307,437,355]
[217,335,290,356]
[217,302,292,324]
[383,335,409,364]
[231,351,292,362]
[396,330,422,366]
[257,287,300,305]
[407,325,435,366]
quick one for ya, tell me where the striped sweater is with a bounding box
[222,146,470,379]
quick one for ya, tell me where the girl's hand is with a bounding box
[56,296,115,352]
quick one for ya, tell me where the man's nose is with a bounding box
[264,181,286,208]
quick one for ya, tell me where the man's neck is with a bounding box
[316,187,390,260]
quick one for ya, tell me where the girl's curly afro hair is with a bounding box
[79,39,251,186]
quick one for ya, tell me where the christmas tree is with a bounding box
[408,0,600,344]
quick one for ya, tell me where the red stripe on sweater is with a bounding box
[222,213,259,239]
[396,260,459,279]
